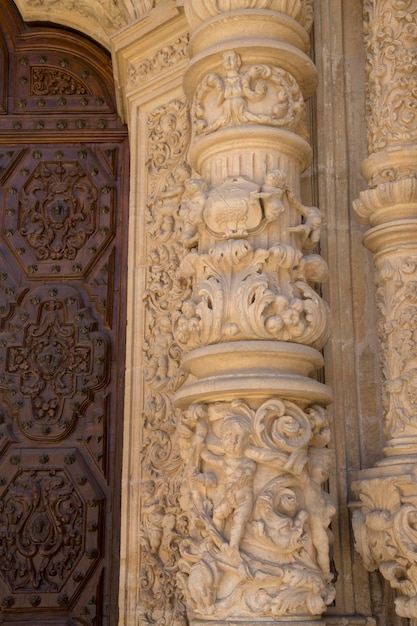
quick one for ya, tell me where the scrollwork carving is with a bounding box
[374,253,417,441]
[177,398,335,620]
[31,67,87,96]
[193,51,307,139]
[128,35,190,86]
[364,0,417,156]
[139,99,192,624]
[352,475,417,622]
[19,160,96,261]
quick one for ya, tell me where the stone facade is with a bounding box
[9,1,417,625]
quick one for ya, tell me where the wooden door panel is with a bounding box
[0,3,128,623]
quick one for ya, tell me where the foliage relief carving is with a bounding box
[128,35,190,86]
[374,253,417,441]
[177,399,335,620]
[353,476,417,622]
[140,99,192,625]
[364,0,417,158]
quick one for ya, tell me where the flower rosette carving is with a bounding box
[193,51,307,139]
[353,476,417,620]
[374,254,417,441]
[364,0,417,155]
[176,399,335,620]
[175,239,329,351]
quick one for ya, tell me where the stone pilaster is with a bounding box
[175,1,335,623]
[351,1,417,622]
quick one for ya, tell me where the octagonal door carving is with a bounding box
[0,3,129,624]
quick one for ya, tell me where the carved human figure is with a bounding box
[178,178,208,248]
[254,169,287,223]
[175,299,201,348]
[197,50,267,134]
[141,480,165,555]
[251,486,308,552]
[145,315,174,383]
[301,447,335,582]
[288,191,322,249]
[200,414,256,560]
[149,163,191,241]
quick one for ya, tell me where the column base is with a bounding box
[175,340,332,407]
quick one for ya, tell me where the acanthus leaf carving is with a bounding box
[352,475,417,621]
[175,239,329,350]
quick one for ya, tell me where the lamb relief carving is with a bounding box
[177,399,335,620]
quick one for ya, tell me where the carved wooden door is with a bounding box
[0,3,129,623]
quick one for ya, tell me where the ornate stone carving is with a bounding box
[352,475,417,622]
[184,0,314,33]
[363,0,417,157]
[128,34,190,86]
[374,252,417,445]
[177,399,335,620]
[193,51,307,139]
[139,3,332,624]
[352,0,417,621]
[23,0,128,31]
[139,99,192,625]
[176,239,329,350]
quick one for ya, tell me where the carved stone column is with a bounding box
[175,1,335,623]
[351,1,417,622]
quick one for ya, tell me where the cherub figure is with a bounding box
[178,178,208,248]
[288,188,322,249]
[141,480,165,555]
[254,169,287,224]
[149,163,191,241]
[175,299,201,348]
[200,414,256,560]
[301,447,335,582]
[145,315,174,384]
